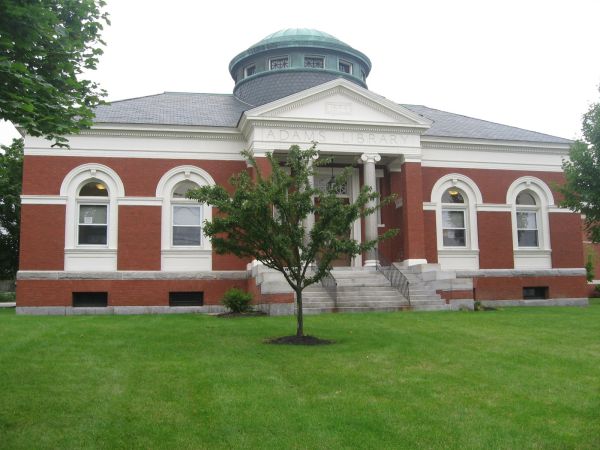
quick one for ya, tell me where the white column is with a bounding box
[360,153,381,267]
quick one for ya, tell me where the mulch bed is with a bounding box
[265,335,335,346]
[216,311,267,318]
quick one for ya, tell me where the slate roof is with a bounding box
[93,91,571,144]
[93,92,248,127]
[402,104,572,144]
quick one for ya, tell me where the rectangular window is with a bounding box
[244,65,256,77]
[73,292,108,307]
[169,291,204,307]
[270,57,288,70]
[78,204,108,245]
[339,60,352,74]
[172,205,202,246]
[523,286,548,300]
[517,211,539,247]
[304,56,324,68]
[442,210,466,247]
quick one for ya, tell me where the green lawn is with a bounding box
[0,306,599,449]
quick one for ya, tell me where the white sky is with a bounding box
[2,0,599,146]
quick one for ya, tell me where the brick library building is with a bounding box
[16,29,590,315]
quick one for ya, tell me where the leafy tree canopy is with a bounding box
[0,138,23,279]
[0,0,109,147]
[188,144,397,337]
[560,87,600,242]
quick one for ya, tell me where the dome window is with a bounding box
[244,64,256,78]
[304,56,324,69]
[338,59,352,74]
[270,57,289,70]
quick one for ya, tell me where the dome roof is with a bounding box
[229,28,371,74]
[255,28,348,47]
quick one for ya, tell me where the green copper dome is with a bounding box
[229,28,372,106]
[254,28,349,48]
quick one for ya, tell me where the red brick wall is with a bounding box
[22,155,246,196]
[17,278,295,307]
[19,204,65,270]
[423,210,438,263]
[421,167,566,203]
[550,213,584,268]
[473,276,587,300]
[401,163,426,260]
[17,279,248,307]
[477,212,513,269]
[117,206,161,270]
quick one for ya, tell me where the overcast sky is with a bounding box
[2,0,599,146]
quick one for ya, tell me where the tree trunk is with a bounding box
[296,288,304,337]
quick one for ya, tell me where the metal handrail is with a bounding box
[312,258,337,304]
[320,270,337,304]
[376,252,411,306]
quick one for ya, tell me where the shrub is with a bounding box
[585,252,595,282]
[221,288,253,313]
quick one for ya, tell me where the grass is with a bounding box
[0,292,15,302]
[0,306,599,449]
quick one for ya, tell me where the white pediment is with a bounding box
[244,79,431,129]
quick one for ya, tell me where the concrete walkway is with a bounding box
[0,302,16,308]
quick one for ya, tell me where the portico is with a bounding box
[239,78,432,268]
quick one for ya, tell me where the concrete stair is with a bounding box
[395,267,450,311]
[300,269,411,314]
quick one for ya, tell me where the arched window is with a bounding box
[515,190,539,247]
[507,177,554,269]
[156,166,215,271]
[60,164,124,271]
[171,181,202,247]
[77,181,109,245]
[430,174,481,270]
[441,188,467,247]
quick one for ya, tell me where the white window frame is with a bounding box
[507,177,553,269]
[430,174,481,270]
[156,166,215,271]
[171,199,203,248]
[441,205,468,248]
[60,164,124,271]
[77,201,109,247]
[515,194,540,248]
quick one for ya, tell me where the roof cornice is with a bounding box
[421,136,571,154]
[82,124,244,141]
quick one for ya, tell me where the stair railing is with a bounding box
[375,252,411,306]
[312,258,337,304]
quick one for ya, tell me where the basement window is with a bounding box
[169,292,204,307]
[73,292,108,307]
[523,287,548,300]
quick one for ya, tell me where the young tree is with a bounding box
[0,0,109,147]
[560,88,600,242]
[189,144,397,339]
[0,138,23,279]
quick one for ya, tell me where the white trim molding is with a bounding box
[507,176,553,269]
[61,163,124,271]
[156,165,215,271]
[430,173,481,270]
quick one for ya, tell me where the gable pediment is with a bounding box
[244,79,431,129]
